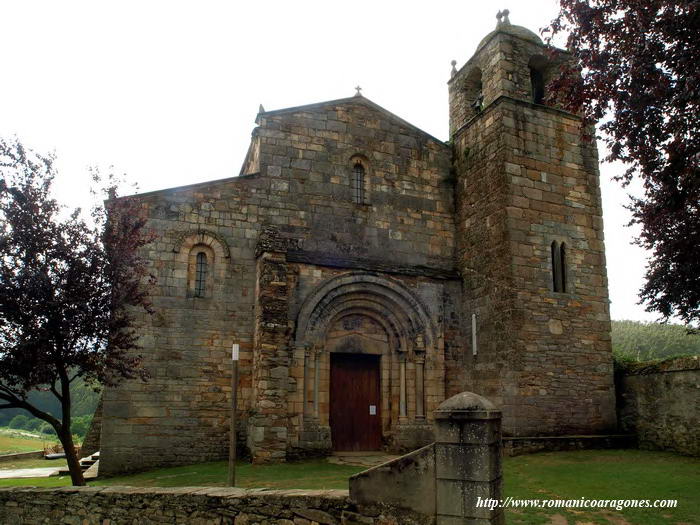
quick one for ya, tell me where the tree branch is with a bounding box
[49,382,63,402]
[0,391,62,430]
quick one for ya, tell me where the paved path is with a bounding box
[0,467,59,479]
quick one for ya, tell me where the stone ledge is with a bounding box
[503,434,636,457]
[0,450,43,463]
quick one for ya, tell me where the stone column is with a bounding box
[313,350,321,420]
[415,353,425,419]
[303,348,311,419]
[399,355,407,420]
[434,392,503,524]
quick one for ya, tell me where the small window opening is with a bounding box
[194,251,207,297]
[528,55,551,105]
[551,241,567,293]
[464,67,484,114]
[353,162,365,204]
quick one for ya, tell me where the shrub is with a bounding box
[24,418,43,431]
[71,416,92,438]
[38,422,56,436]
[8,414,29,430]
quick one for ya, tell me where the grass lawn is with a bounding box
[504,449,699,525]
[0,428,57,455]
[0,459,364,490]
[0,450,697,524]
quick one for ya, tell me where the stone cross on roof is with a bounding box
[354,85,363,97]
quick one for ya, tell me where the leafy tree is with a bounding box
[0,138,154,485]
[23,417,42,432]
[38,422,56,436]
[611,320,700,361]
[545,0,700,327]
[7,414,28,430]
[70,415,93,438]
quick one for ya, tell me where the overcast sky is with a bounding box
[0,0,658,322]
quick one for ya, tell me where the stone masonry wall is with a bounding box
[0,487,430,525]
[451,29,616,436]
[617,356,700,456]
[100,96,458,473]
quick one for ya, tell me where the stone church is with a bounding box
[100,13,617,474]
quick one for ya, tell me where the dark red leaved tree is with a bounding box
[0,138,154,485]
[545,0,700,327]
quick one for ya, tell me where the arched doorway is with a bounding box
[295,272,440,452]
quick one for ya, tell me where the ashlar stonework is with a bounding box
[100,15,617,474]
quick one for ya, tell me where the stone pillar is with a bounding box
[248,227,295,463]
[434,392,503,524]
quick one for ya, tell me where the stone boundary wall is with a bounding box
[503,434,634,456]
[0,451,43,464]
[351,392,504,524]
[0,486,430,525]
[617,356,699,457]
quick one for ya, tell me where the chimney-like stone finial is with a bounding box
[258,104,265,114]
[450,60,457,77]
[496,8,511,28]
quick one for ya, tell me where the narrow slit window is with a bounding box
[353,163,365,204]
[551,241,566,293]
[194,251,207,297]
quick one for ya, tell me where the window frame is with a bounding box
[349,155,370,205]
[194,251,208,297]
[187,243,215,299]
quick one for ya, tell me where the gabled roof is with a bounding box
[258,95,447,147]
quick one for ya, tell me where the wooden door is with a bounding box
[329,353,381,451]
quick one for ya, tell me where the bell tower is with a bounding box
[450,11,616,436]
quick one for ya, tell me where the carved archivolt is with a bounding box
[172,229,230,259]
[295,272,436,353]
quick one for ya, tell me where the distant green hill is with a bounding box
[0,378,100,427]
[611,320,700,361]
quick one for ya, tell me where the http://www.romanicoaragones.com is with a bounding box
[476,497,678,512]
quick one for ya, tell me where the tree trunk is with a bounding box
[57,428,85,486]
